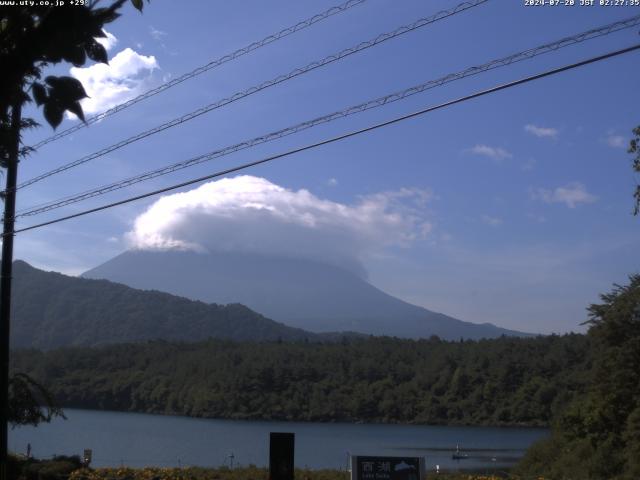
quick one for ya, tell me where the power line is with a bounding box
[10,43,640,237]
[16,13,638,216]
[15,0,488,192]
[15,14,640,219]
[28,0,370,150]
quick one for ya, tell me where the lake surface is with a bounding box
[9,409,548,473]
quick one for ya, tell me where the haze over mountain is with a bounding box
[10,260,321,349]
[84,250,531,340]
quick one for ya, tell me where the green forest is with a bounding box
[10,261,326,349]
[12,333,590,427]
[516,275,640,480]
[9,275,640,479]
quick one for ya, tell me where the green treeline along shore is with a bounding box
[13,333,590,427]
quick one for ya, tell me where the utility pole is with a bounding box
[0,100,22,480]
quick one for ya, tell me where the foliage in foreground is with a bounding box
[67,466,514,480]
[0,0,148,131]
[9,455,83,480]
[517,275,640,479]
[8,459,551,480]
[630,125,640,215]
[13,333,590,427]
[69,466,342,480]
[8,372,64,427]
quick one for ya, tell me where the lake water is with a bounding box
[9,409,548,473]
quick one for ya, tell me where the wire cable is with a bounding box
[9,43,640,236]
[29,0,370,150]
[15,0,488,192]
[14,14,640,219]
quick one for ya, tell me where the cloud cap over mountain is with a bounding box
[126,176,432,277]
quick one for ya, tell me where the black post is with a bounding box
[269,432,294,480]
[0,101,22,480]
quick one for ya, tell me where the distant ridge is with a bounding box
[10,260,322,349]
[83,250,532,340]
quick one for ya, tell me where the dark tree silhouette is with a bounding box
[629,125,640,215]
[8,373,64,428]
[0,0,150,473]
[518,276,640,479]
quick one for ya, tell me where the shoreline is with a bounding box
[44,406,553,430]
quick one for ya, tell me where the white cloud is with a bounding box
[481,215,503,226]
[606,134,626,149]
[525,124,558,139]
[149,26,167,41]
[125,176,433,277]
[327,178,338,187]
[467,144,512,161]
[532,182,597,208]
[70,47,158,115]
[96,30,118,51]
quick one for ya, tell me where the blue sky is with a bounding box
[14,0,640,334]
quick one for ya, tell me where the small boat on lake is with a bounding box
[452,444,469,460]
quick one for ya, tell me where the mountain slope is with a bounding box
[83,250,531,340]
[10,260,319,349]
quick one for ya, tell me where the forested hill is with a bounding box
[9,260,321,349]
[12,334,591,427]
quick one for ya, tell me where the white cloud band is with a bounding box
[125,176,433,277]
[532,182,597,208]
[525,124,558,139]
[467,144,512,161]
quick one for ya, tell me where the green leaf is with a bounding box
[93,7,121,24]
[63,45,87,67]
[131,0,144,12]
[43,102,64,129]
[86,40,108,64]
[65,101,85,123]
[44,76,62,88]
[31,83,48,106]
[46,76,88,102]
